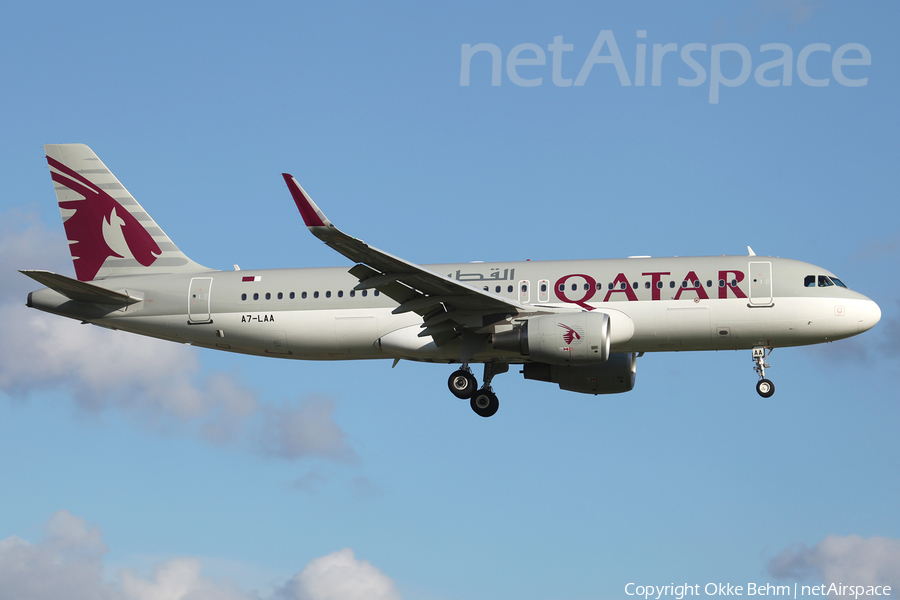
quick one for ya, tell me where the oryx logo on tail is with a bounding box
[47,155,161,281]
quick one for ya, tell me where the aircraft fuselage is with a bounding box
[27,255,879,362]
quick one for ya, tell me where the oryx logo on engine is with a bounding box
[558,323,583,345]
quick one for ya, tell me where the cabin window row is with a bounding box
[479,279,739,294]
[241,290,381,301]
[240,278,745,302]
[546,280,738,292]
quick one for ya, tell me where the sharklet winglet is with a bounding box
[282,174,330,228]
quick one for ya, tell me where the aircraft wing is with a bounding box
[282,174,532,344]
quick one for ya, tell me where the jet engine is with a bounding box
[522,352,638,395]
[492,312,610,365]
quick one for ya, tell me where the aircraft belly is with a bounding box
[335,315,378,355]
[666,306,712,349]
[615,297,858,352]
[228,308,411,359]
[708,297,855,348]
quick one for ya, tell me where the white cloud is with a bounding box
[119,559,249,600]
[1,210,355,462]
[275,548,402,600]
[0,512,402,600]
[260,399,356,462]
[0,511,114,600]
[768,535,900,592]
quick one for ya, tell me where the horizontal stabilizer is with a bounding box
[19,270,141,305]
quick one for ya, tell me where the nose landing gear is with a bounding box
[752,347,775,398]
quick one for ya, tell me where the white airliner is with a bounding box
[23,144,882,417]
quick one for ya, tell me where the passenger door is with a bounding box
[748,262,773,306]
[188,277,213,323]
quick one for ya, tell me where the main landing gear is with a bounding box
[752,347,775,398]
[447,363,508,417]
[448,369,478,399]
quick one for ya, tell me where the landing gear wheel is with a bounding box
[756,379,775,398]
[470,389,499,418]
[751,347,775,398]
[448,369,478,399]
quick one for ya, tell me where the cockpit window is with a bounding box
[805,274,849,289]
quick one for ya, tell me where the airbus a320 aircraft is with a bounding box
[23,144,881,417]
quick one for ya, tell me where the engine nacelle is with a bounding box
[523,352,638,395]
[493,312,610,366]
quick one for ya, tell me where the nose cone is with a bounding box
[857,298,882,333]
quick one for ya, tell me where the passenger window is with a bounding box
[374,290,380,296]
[495,286,501,293]
[326,291,331,298]
[362,290,368,297]
[338,290,343,298]
[507,285,513,293]
[290,292,295,299]
[350,290,355,297]
[670,281,675,288]
[253,293,259,300]
[265,292,271,300]
[277,292,283,300]
[241,293,247,301]
[518,280,530,303]
[719,279,725,288]
[632,282,638,289]
[538,279,550,303]
[314,291,319,298]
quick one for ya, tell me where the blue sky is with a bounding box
[1,2,898,599]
